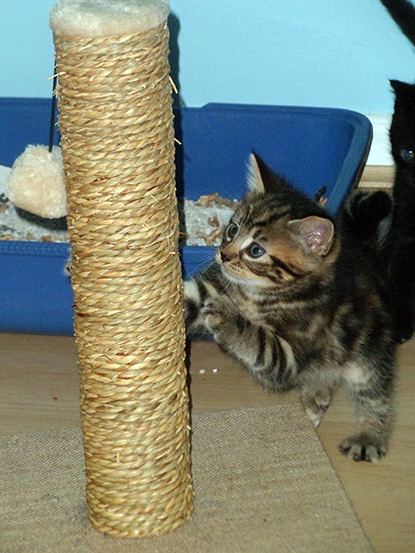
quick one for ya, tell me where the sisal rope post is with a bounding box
[50,0,193,537]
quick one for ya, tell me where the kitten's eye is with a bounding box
[246,242,265,258]
[400,148,415,163]
[226,222,239,241]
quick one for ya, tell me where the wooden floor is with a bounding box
[0,332,413,553]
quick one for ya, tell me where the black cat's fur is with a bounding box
[380,0,415,342]
[380,0,415,46]
[383,80,415,342]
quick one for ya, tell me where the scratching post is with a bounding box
[50,0,193,538]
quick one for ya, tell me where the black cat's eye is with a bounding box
[226,222,239,241]
[400,148,415,163]
[246,242,265,258]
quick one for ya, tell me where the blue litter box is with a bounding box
[0,98,372,335]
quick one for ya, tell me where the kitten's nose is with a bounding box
[220,251,230,263]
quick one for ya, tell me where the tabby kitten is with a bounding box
[185,154,396,462]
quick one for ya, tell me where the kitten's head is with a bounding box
[390,80,415,170]
[217,154,338,290]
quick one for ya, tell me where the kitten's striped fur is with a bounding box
[185,154,396,462]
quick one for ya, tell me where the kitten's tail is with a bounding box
[380,0,415,47]
[342,190,392,243]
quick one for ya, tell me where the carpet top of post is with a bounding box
[50,0,169,38]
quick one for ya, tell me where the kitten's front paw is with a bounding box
[202,296,235,336]
[339,433,388,463]
[202,298,225,334]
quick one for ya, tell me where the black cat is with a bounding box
[379,0,415,342]
[384,80,415,342]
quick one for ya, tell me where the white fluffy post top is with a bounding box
[50,0,169,37]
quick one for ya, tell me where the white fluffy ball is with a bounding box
[6,145,67,219]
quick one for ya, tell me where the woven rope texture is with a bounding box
[53,22,193,537]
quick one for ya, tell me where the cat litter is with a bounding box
[0,166,236,246]
[178,193,236,246]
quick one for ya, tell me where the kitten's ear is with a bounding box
[247,153,285,194]
[288,216,335,256]
[247,153,265,192]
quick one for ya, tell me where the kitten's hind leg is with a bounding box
[340,363,395,462]
[301,381,338,428]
